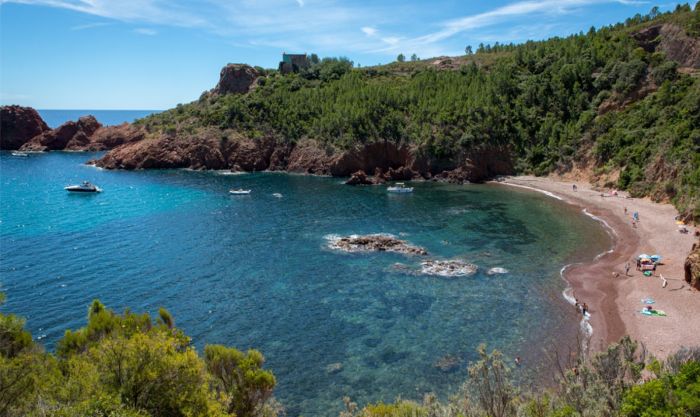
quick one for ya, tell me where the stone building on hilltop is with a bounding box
[279,53,309,74]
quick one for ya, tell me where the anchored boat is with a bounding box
[65,181,102,193]
[229,189,251,195]
[387,183,413,193]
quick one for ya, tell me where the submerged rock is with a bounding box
[325,362,343,374]
[434,354,461,372]
[326,234,427,256]
[420,259,477,277]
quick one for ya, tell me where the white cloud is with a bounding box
[134,28,157,35]
[3,0,648,60]
[70,21,112,30]
[361,26,377,36]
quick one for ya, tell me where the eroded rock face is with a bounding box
[21,116,102,151]
[0,105,49,150]
[685,242,700,290]
[212,64,260,95]
[326,234,428,256]
[634,24,700,68]
[87,123,146,151]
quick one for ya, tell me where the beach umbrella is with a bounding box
[638,253,650,259]
[651,255,661,262]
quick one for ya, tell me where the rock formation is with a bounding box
[20,116,102,151]
[345,170,376,185]
[685,241,700,290]
[326,234,428,256]
[211,64,260,95]
[0,105,49,150]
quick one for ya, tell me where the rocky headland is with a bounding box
[0,106,145,152]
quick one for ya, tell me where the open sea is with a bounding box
[0,110,611,416]
[37,109,161,128]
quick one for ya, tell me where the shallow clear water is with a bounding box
[0,152,610,416]
[37,109,160,128]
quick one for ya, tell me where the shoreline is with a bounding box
[494,176,699,357]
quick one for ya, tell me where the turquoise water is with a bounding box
[37,109,161,128]
[0,152,610,416]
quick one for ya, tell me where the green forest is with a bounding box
[137,4,700,220]
[2,293,699,417]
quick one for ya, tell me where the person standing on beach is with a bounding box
[625,262,630,276]
[573,184,577,192]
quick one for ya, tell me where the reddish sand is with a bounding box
[496,176,699,357]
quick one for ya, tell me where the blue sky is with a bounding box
[0,0,686,109]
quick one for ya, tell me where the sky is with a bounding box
[0,0,688,109]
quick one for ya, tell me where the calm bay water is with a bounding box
[37,109,161,128]
[0,151,610,416]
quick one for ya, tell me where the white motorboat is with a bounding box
[65,181,102,193]
[229,189,251,195]
[11,151,29,157]
[387,183,413,193]
[272,193,283,198]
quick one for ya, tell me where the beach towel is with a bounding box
[640,309,667,317]
[641,298,655,304]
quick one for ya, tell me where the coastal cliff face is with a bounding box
[94,132,514,182]
[0,105,49,150]
[634,23,700,69]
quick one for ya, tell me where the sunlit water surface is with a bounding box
[0,152,610,416]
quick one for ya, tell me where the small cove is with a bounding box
[0,151,611,416]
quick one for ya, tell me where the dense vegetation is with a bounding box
[2,292,699,417]
[136,4,700,220]
[0,293,277,417]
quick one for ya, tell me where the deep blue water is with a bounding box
[38,109,161,128]
[0,152,610,416]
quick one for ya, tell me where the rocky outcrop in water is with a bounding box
[420,260,478,277]
[0,105,50,150]
[327,234,428,256]
[345,170,377,185]
[685,241,700,290]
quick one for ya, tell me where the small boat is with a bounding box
[11,151,29,157]
[272,193,283,198]
[387,183,413,193]
[65,181,102,193]
[229,189,251,195]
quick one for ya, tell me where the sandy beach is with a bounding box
[495,176,700,358]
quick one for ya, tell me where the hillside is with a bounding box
[95,5,700,220]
